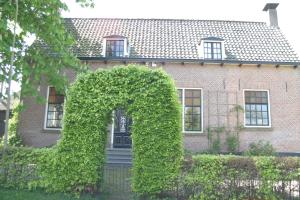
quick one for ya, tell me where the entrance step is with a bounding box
[106,148,132,165]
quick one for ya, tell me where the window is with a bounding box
[204,42,222,59]
[45,87,64,129]
[244,90,270,127]
[105,40,124,57]
[178,88,203,132]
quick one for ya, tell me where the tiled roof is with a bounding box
[64,18,300,63]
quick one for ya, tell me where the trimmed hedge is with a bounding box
[0,147,48,189]
[40,65,183,194]
[183,155,300,200]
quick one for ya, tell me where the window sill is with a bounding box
[243,127,273,132]
[184,132,204,136]
[41,128,61,134]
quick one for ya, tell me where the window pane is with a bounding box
[262,112,268,119]
[246,118,250,125]
[245,105,250,111]
[262,105,268,111]
[193,98,201,106]
[192,90,201,97]
[183,89,202,132]
[244,90,269,126]
[256,105,262,111]
[263,119,269,125]
[185,98,193,106]
[46,87,64,129]
[257,118,263,125]
[193,107,201,114]
[185,90,193,97]
[245,111,250,117]
[204,42,222,59]
[106,40,124,57]
[185,107,193,114]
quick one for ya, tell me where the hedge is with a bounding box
[182,155,300,200]
[2,148,300,199]
[0,146,48,189]
[37,65,183,195]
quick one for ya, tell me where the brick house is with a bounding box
[19,3,300,154]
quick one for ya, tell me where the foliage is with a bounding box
[206,104,244,154]
[0,0,93,100]
[8,103,22,146]
[0,146,48,189]
[225,134,239,153]
[244,140,276,156]
[185,155,225,199]
[36,65,183,195]
[207,127,224,154]
[182,155,300,200]
[0,188,97,200]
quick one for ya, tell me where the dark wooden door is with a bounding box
[113,109,132,148]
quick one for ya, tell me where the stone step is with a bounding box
[106,148,133,165]
[106,161,132,166]
[106,149,132,156]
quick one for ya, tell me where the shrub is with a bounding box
[244,140,276,156]
[226,134,239,153]
[0,146,48,189]
[182,155,300,200]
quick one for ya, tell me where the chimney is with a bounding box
[263,3,279,27]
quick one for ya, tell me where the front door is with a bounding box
[113,109,132,148]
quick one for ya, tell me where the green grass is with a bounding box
[0,188,100,200]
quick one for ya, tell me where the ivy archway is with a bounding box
[44,65,183,195]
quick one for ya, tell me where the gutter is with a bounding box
[77,57,300,67]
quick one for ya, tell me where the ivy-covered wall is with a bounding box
[39,65,183,194]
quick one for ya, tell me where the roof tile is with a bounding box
[63,18,300,63]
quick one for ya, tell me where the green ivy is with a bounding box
[38,65,183,195]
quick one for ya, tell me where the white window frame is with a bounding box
[197,39,226,60]
[110,111,115,148]
[178,88,204,134]
[101,37,129,57]
[243,89,271,128]
[43,86,64,130]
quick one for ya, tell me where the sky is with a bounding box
[62,0,300,56]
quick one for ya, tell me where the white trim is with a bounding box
[43,86,63,131]
[243,89,272,128]
[101,39,106,57]
[177,88,204,134]
[110,111,115,148]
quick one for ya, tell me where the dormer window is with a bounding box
[106,40,124,57]
[197,37,226,60]
[102,35,129,57]
[204,42,222,59]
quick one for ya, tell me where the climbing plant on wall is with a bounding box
[39,65,183,195]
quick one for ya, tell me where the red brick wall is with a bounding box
[19,61,300,153]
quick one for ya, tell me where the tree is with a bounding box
[0,0,94,150]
